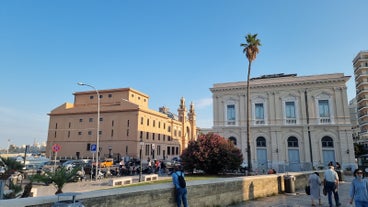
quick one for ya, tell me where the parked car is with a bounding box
[93,158,114,168]
[62,160,85,170]
[42,161,61,172]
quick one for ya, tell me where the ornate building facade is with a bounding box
[46,87,197,161]
[210,73,355,173]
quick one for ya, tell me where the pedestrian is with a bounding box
[324,162,341,207]
[308,172,321,206]
[172,165,188,207]
[119,159,125,176]
[349,169,368,207]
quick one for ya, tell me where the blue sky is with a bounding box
[1,0,367,148]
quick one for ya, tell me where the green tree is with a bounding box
[240,33,261,173]
[30,166,80,194]
[181,133,243,175]
[354,143,368,157]
[0,157,24,199]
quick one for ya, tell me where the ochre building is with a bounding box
[46,87,197,161]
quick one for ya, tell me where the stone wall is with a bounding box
[0,171,322,207]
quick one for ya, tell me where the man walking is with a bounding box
[324,162,341,207]
[172,165,188,207]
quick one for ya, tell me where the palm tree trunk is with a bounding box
[247,61,252,173]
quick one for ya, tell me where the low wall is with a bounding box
[0,171,322,207]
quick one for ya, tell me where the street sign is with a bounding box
[90,144,97,152]
[52,144,61,152]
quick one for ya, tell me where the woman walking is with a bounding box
[308,172,321,206]
[349,169,368,207]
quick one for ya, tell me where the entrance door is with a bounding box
[257,149,268,173]
[288,149,300,172]
[322,150,335,166]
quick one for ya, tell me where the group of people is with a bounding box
[308,162,368,207]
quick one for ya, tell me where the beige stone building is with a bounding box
[46,87,197,162]
[210,73,355,173]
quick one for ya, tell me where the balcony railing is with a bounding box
[285,119,297,124]
[319,118,331,124]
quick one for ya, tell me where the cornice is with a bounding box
[211,76,348,93]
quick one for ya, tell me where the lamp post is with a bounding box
[78,82,100,181]
[139,140,144,182]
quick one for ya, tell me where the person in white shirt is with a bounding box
[324,163,341,207]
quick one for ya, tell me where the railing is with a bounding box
[319,118,331,124]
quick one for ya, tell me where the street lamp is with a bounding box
[139,140,144,182]
[78,82,100,181]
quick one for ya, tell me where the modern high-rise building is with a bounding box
[210,73,355,173]
[46,87,197,162]
[354,51,368,141]
[348,98,360,142]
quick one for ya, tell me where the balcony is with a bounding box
[285,118,297,125]
[255,119,265,125]
[319,118,331,124]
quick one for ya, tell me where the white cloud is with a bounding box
[194,98,212,109]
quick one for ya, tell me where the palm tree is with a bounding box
[240,33,261,173]
[30,166,80,194]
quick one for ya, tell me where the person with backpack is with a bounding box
[172,165,188,207]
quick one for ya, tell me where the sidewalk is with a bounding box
[33,174,172,197]
[229,175,354,207]
[33,174,354,207]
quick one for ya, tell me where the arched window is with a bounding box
[256,137,266,147]
[228,136,237,145]
[287,136,299,147]
[321,136,334,148]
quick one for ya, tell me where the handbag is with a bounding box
[305,185,310,195]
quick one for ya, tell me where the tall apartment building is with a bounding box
[354,51,368,141]
[348,98,360,141]
[46,87,197,161]
[210,73,355,173]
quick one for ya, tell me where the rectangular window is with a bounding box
[88,131,92,135]
[255,103,265,124]
[285,101,296,124]
[167,146,171,155]
[319,100,330,117]
[141,117,144,125]
[227,104,236,125]
[285,102,295,118]
[79,118,83,122]
[89,118,93,122]
[319,100,331,123]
